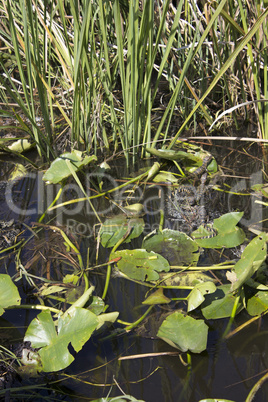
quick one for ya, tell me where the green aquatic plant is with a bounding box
[0,0,267,164]
[0,150,268,400]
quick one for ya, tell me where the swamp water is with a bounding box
[0,139,268,401]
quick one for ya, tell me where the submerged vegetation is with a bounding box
[0,0,268,401]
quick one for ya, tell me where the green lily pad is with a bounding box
[0,274,21,316]
[64,285,84,304]
[122,203,144,216]
[100,216,144,247]
[24,308,99,372]
[152,271,216,287]
[43,150,97,184]
[39,284,68,296]
[145,147,197,162]
[95,312,120,331]
[87,296,105,315]
[227,234,267,291]
[201,284,243,319]
[111,249,170,282]
[153,171,178,183]
[246,290,268,316]
[157,311,208,353]
[63,274,80,285]
[142,288,171,305]
[146,144,217,174]
[187,282,217,312]
[8,139,33,153]
[142,229,199,266]
[9,163,28,180]
[192,212,245,248]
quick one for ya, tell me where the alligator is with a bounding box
[165,155,220,233]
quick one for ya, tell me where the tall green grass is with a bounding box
[0,0,267,164]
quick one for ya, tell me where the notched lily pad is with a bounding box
[227,234,267,291]
[24,307,101,372]
[0,274,21,316]
[201,284,243,319]
[142,229,199,266]
[192,212,245,248]
[246,290,268,316]
[111,249,170,282]
[43,150,97,184]
[100,215,144,247]
[157,311,208,353]
[187,281,217,312]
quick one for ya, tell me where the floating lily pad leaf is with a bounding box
[8,139,33,153]
[143,288,171,305]
[87,296,105,315]
[100,216,144,247]
[111,249,170,282]
[192,212,245,248]
[40,284,68,296]
[63,274,80,285]
[227,234,267,291]
[153,171,178,183]
[9,163,27,180]
[43,150,97,184]
[64,284,84,304]
[24,308,99,372]
[182,153,216,174]
[246,291,268,316]
[187,282,217,312]
[152,271,216,287]
[0,274,21,315]
[142,229,199,266]
[64,286,95,316]
[122,203,144,216]
[145,147,197,162]
[157,311,208,353]
[201,284,243,319]
[95,312,119,331]
[146,146,217,173]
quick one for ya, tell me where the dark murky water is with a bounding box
[1,138,268,401]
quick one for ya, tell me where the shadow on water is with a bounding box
[1,135,268,401]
